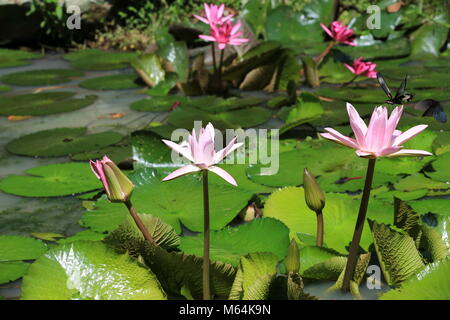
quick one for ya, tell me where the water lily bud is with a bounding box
[90,156,134,203]
[303,168,325,212]
[285,238,300,274]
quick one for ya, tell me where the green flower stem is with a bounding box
[125,200,156,246]
[316,210,324,247]
[342,158,376,292]
[202,170,211,300]
[315,41,336,66]
[211,43,217,75]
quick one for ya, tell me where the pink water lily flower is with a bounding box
[320,103,433,158]
[194,3,233,26]
[344,57,377,78]
[199,20,249,50]
[162,123,243,185]
[320,21,355,46]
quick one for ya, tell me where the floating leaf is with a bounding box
[279,94,324,134]
[0,49,43,68]
[31,233,64,242]
[64,49,138,70]
[427,152,450,182]
[0,92,97,116]
[180,218,290,266]
[0,162,101,197]
[57,230,106,244]
[264,187,391,253]
[0,235,47,261]
[130,96,189,112]
[79,74,141,90]
[6,127,123,157]
[369,220,425,286]
[21,241,167,300]
[81,172,253,234]
[0,261,30,284]
[394,174,449,196]
[1,69,83,86]
[409,199,450,217]
[167,106,272,130]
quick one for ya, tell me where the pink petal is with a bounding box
[90,160,110,195]
[162,164,201,182]
[323,127,359,149]
[199,34,217,42]
[162,139,194,162]
[231,22,241,35]
[355,150,373,158]
[204,3,211,21]
[344,63,355,74]
[217,4,224,20]
[218,43,227,50]
[320,23,333,38]
[194,14,210,24]
[208,166,238,186]
[365,107,387,151]
[385,149,433,158]
[347,103,368,148]
[213,137,243,164]
[377,146,402,157]
[385,106,403,144]
[393,124,428,146]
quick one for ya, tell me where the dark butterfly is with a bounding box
[415,99,447,123]
[376,72,413,105]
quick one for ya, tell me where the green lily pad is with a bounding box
[409,199,450,217]
[0,92,97,116]
[380,259,450,300]
[21,241,167,300]
[279,94,324,134]
[1,69,84,86]
[0,235,47,261]
[79,74,142,90]
[0,261,30,284]
[31,233,64,242]
[81,170,254,234]
[339,38,411,60]
[179,218,290,266]
[394,173,450,195]
[246,138,355,187]
[57,230,106,244]
[432,132,450,155]
[6,127,123,157]
[71,144,132,164]
[0,85,11,92]
[130,96,190,112]
[0,162,101,197]
[167,106,272,130]
[263,187,392,253]
[0,49,43,68]
[426,152,450,182]
[64,49,138,71]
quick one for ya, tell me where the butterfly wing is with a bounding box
[377,72,393,99]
